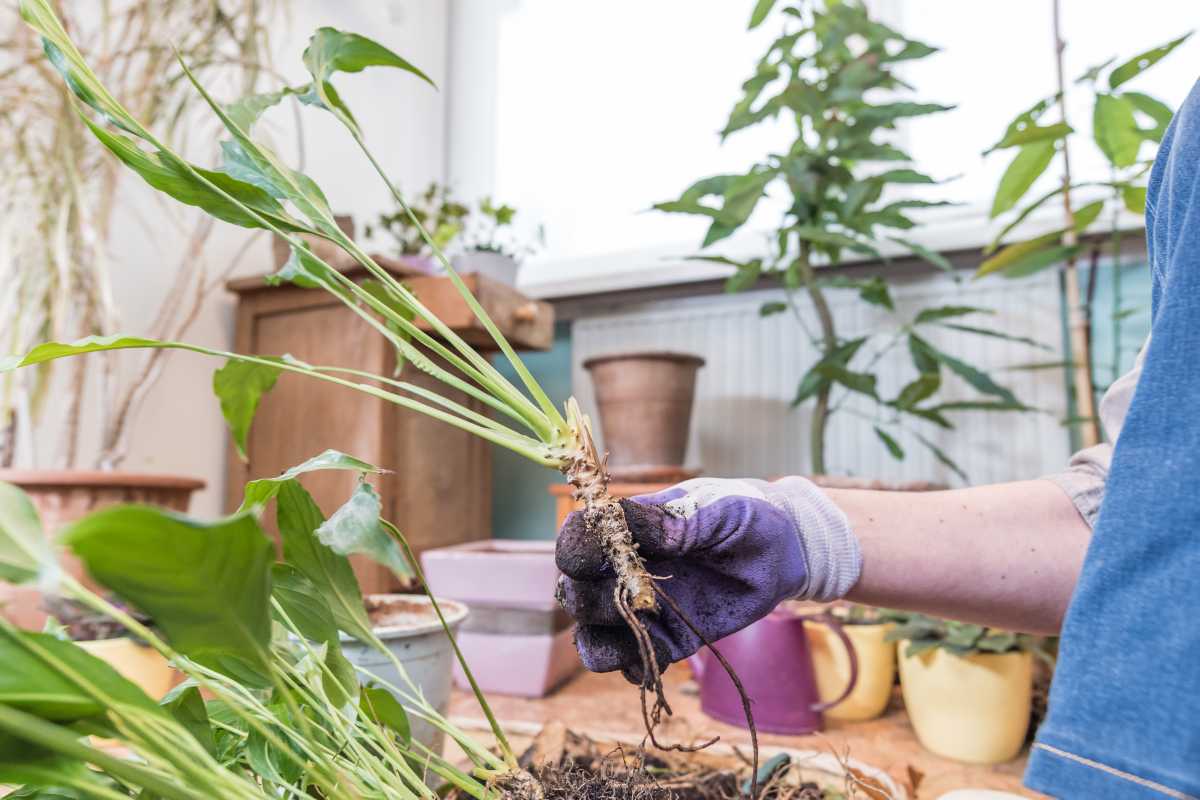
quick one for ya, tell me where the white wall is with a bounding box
[445,0,1198,294]
[21,0,450,516]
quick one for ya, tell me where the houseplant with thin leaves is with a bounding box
[655,0,1038,480]
[3,0,763,788]
[976,4,1190,446]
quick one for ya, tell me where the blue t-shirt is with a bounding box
[1025,79,1200,798]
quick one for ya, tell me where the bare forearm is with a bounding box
[828,479,1091,635]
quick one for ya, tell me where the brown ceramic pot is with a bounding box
[0,470,204,629]
[583,351,704,480]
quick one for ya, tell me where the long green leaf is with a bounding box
[316,483,411,579]
[64,508,274,682]
[275,481,374,644]
[212,359,281,461]
[1094,93,1142,168]
[990,140,1056,218]
[0,483,53,585]
[1124,91,1174,142]
[1108,32,1193,89]
[301,27,434,136]
[241,450,382,510]
[873,427,904,460]
[909,334,1017,404]
[985,122,1072,152]
[748,0,778,29]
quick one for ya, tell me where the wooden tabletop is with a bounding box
[449,666,1046,799]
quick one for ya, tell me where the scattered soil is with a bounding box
[364,595,435,628]
[454,725,863,800]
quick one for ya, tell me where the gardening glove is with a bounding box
[555,477,860,682]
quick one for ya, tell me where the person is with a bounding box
[556,79,1200,798]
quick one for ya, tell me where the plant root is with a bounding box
[562,402,760,798]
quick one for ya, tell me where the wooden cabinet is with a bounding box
[226,256,552,593]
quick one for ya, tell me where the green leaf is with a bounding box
[873,427,904,460]
[1094,94,1142,168]
[990,140,1057,218]
[792,337,868,407]
[0,626,158,721]
[820,276,893,310]
[1108,33,1193,90]
[1122,184,1147,215]
[0,483,53,585]
[889,237,953,272]
[873,168,937,185]
[759,301,788,317]
[271,564,358,707]
[987,94,1058,154]
[913,305,989,324]
[1003,244,1080,278]
[316,483,411,579]
[909,334,1017,404]
[936,323,1052,351]
[301,28,435,136]
[64,508,274,682]
[815,365,877,398]
[213,358,281,460]
[985,122,1072,153]
[246,717,303,786]
[161,685,215,757]
[748,0,778,29]
[81,114,305,234]
[226,86,303,133]
[1124,92,1174,142]
[361,279,416,374]
[241,450,382,510]
[725,260,763,293]
[359,687,411,745]
[893,373,940,409]
[915,433,968,483]
[976,231,1061,278]
[984,184,1067,254]
[1,335,160,372]
[276,481,374,643]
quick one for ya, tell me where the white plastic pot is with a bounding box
[339,594,469,754]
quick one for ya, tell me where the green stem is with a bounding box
[798,244,836,475]
[349,133,567,435]
[0,705,206,800]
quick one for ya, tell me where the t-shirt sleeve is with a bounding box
[1042,338,1148,528]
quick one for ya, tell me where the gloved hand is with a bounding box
[555,477,860,682]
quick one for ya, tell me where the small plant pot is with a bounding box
[77,638,177,700]
[0,470,203,630]
[421,540,581,697]
[451,251,519,285]
[808,621,896,721]
[583,351,704,479]
[898,641,1032,764]
[339,594,468,753]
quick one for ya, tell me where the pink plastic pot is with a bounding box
[689,610,858,735]
[420,540,581,697]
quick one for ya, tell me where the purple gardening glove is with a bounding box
[555,477,860,683]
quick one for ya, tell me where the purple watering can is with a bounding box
[688,609,858,735]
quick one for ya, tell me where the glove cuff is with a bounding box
[766,477,861,602]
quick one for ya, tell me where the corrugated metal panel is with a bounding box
[571,270,1070,486]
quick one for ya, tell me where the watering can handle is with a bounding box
[807,613,859,712]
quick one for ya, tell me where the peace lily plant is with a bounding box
[0,0,753,797]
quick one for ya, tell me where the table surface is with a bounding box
[449,666,1047,799]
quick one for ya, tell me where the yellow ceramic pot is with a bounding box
[898,641,1032,764]
[808,622,895,721]
[79,638,177,699]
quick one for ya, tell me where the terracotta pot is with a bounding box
[898,641,1032,764]
[0,470,204,629]
[808,621,896,721]
[583,351,704,479]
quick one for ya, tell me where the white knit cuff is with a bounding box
[764,477,862,602]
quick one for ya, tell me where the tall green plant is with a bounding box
[977,13,1190,444]
[654,0,1035,478]
[4,0,748,783]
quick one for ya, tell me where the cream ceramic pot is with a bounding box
[808,622,896,721]
[78,638,177,699]
[898,642,1032,764]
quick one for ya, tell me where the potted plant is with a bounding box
[452,197,544,286]
[804,602,896,722]
[366,182,470,274]
[976,4,1188,448]
[654,0,1040,718]
[885,611,1048,764]
[0,0,284,627]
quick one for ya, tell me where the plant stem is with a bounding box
[799,243,836,475]
[1051,0,1100,447]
